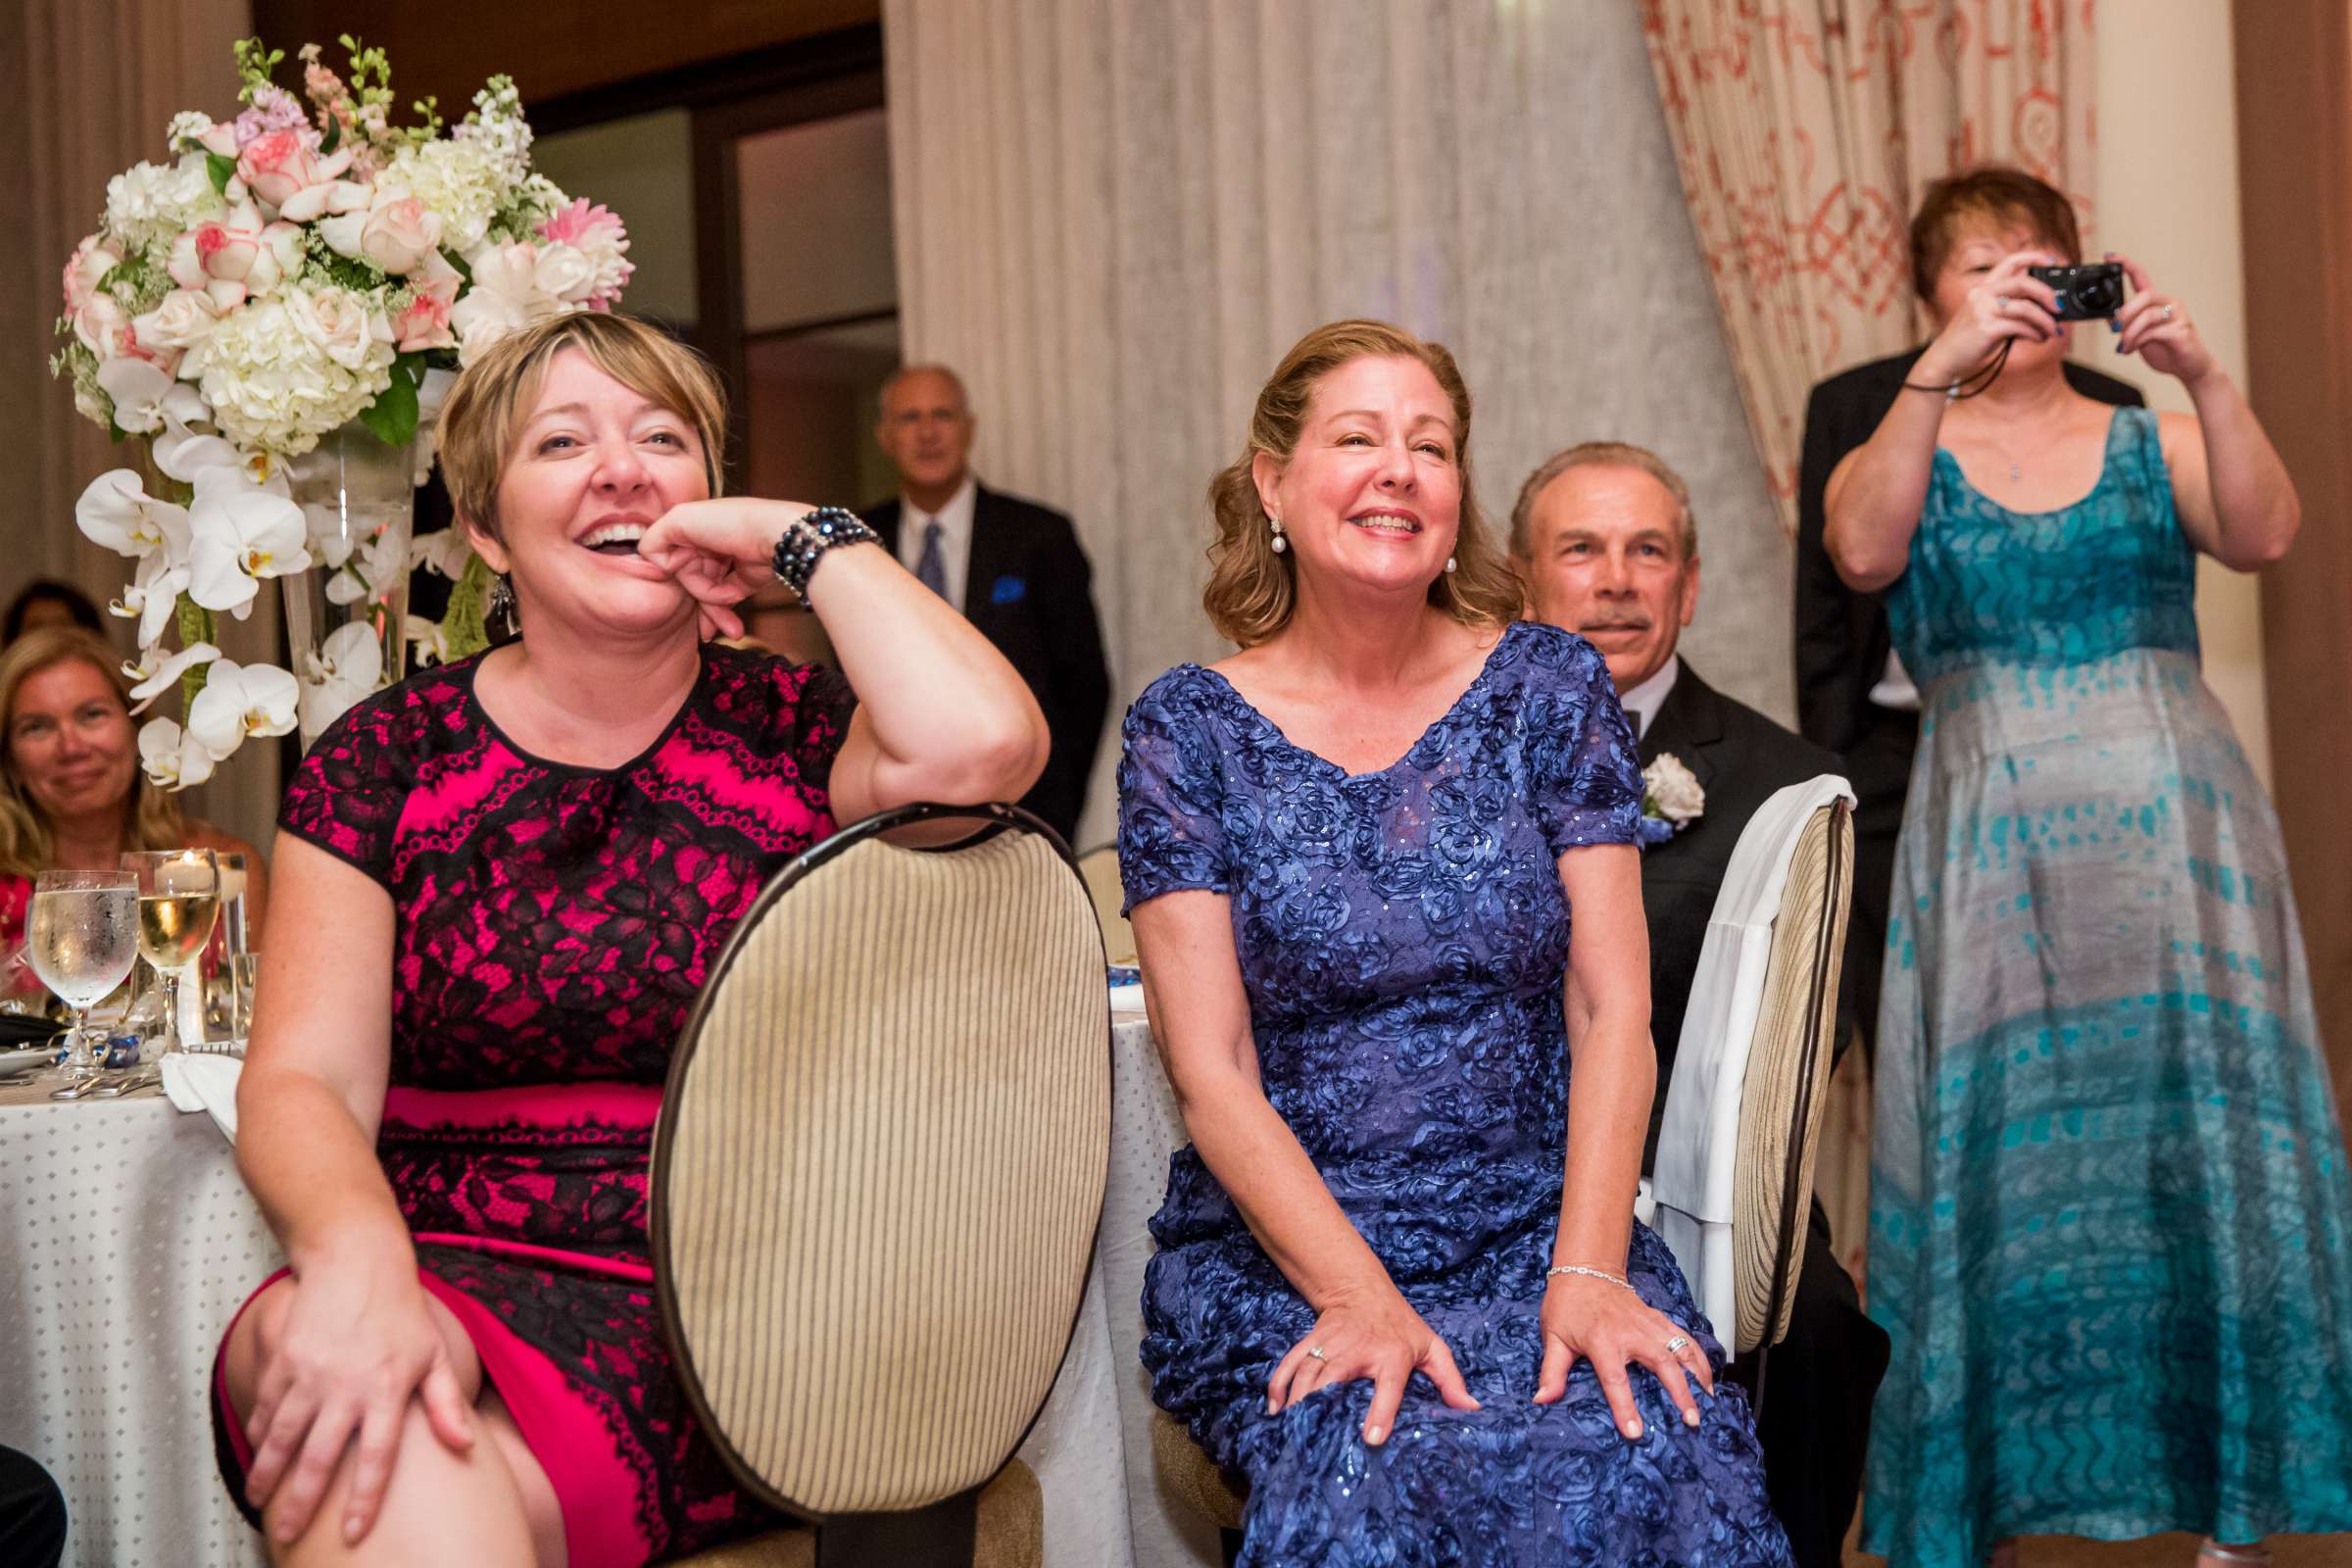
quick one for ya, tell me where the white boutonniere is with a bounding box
[1638,754,1704,846]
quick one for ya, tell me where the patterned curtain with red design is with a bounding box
[1641,0,2098,529]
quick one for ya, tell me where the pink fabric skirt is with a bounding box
[211,1083,781,1567]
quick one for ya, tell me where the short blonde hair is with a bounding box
[437,313,728,541]
[1203,319,1521,647]
[1508,441,1697,561]
[0,626,187,879]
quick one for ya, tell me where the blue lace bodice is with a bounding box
[1887,406,2199,685]
[1117,621,1641,1270]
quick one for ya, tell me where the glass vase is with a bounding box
[282,422,416,747]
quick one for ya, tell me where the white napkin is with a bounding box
[1108,982,1148,1019]
[161,1054,244,1145]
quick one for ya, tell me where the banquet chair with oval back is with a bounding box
[1148,782,1856,1561]
[1075,843,1138,966]
[654,803,1112,1568]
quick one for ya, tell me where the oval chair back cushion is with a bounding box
[653,817,1111,1517]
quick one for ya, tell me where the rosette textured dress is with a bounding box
[210,644,855,1567]
[1118,621,1791,1566]
[1863,407,2352,1565]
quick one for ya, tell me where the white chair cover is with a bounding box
[1648,775,1855,1344]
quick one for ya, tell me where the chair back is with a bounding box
[1075,844,1137,965]
[1647,779,1854,1355]
[652,804,1111,1519]
[1731,797,1851,1350]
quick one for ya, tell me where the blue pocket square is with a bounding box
[990,574,1026,606]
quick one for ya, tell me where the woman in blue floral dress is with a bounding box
[1117,319,1790,1565]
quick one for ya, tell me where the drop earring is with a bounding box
[1445,556,1458,573]
[1268,512,1288,555]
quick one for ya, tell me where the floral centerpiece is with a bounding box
[53,37,633,784]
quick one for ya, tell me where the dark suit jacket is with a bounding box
[1637,662,1842,1169]
[1792,348,2143,760]
[864,484,1111,844]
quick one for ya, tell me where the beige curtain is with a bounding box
[1641,0,2100,525]
[0,0,280,850]
[885,0,1794,855]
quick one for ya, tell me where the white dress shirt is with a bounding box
[1616,655,1681,744]
[897,472,979,612]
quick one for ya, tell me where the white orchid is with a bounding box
[138,716,216,789]
[114,552,195,650]
[152,416,243,485]
[75,470,190,561]
[123,641,219,712]
[409,524,475,578]
[326,528,409,606]
[94,356,205,434]
[187,469,310,616]
[186,659,298,758]
[404,613,456,665]
[298,621,382,736]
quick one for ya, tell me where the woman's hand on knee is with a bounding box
[1266,1283,1480,1447]
[243,1250,474,1546]
[1533,1272,1713,1439]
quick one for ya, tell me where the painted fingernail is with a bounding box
[1624,1420,1643,1440]
[1365,1425,1386,1446]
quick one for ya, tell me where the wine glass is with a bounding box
[122,849,221,1055]
[26,869,139,1084]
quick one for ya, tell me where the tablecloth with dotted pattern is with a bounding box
[0,1065,1154,1568]
[0,1080,278,1567]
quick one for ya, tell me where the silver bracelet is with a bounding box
[1545,1263,1632,1292]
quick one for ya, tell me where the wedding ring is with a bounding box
[1306,1345,1329,1362]
[1664,1334,1693,1354]
[2160,304,2176,321]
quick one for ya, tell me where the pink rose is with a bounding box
[235,129,352,216]
[537,197,625,250]
[62,235,121,315]
[171,206,302,296]
[73,295,153,364]
[393,291,455,353]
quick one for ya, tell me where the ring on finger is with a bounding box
[1664,1334,1693,1354]
[1306,1344,1329,1362]
[2160,304,2176,321]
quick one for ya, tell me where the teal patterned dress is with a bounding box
[1861,406,2352,1565]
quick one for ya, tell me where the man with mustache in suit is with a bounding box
[1513,441,1886,1568]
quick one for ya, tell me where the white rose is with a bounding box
[357,194,443,275]
[286,286,392,373]
[1641,753,1706,824]
[531,243,596,305]
[133,289,222,366]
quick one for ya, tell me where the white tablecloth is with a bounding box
[0,1080,278,1568]
[0,1071,1142,1568]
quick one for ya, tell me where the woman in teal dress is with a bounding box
[1826,171,2352,1568]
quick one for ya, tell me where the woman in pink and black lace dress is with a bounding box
[211,313,1048,1568]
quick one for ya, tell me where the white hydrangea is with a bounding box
[166,112,216,156]
[456,76,533,187]
[197,295,397,458]
[380,139,506,254]
[104,155,223,251]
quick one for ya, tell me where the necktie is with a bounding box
[915,519,948,601]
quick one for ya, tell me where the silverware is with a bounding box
[92,1070,160,1099]
[48,1072,110,1101]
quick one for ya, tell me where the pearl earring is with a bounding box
[1268,513,1288,555]
[1445,556,1457,574]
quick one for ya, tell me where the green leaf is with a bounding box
[173,594,217,711]
[359,368,418,448]
[319,113,341,157]
[439,550,494,661]
[206,152,236,195]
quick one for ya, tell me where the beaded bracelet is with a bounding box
[1544,1263,1633,1292]
[770,506,879,610]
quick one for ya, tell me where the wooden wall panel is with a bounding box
[2232,0,2352,1110]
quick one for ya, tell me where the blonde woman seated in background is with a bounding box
[0,624,267,996]
[212,311,1046,1567]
